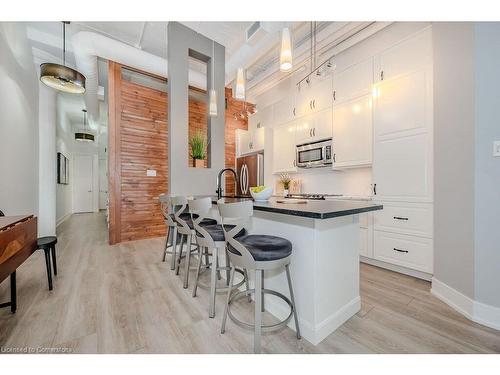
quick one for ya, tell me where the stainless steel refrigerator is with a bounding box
[236,153,264,197]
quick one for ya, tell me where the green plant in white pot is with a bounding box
[190,131,208,168]
[279,172,292,197]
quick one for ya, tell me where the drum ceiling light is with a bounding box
[40,21,86,94]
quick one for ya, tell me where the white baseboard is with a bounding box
[361,256,433,281]
[56,213,72,227]
[431,277,500,332]
[264,295,360,346]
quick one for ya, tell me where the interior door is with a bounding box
[74,155,94,213]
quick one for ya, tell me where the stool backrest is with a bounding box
[0,209,4,217]
[159,194,176,226]
[188,197,213,242]
[217,200,255,265]
[171,196,190,230]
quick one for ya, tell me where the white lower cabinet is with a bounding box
[373,201,433,238]
[373,230,433,273]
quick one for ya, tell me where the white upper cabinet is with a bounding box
[236,127,265,156]
[333,59,373,104]
[252,126,265,152]
[375,28,432,82]
[249,104,273,129]
[372,29,433,203]
[248,111,260,130]
[295,108,332,145]
[332,94,373,168]
[273,96,295,126]
[295,76,333,117]
[272,120,298,174]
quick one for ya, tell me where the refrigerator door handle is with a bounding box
[240,166,245,195]
[244,164,249,194]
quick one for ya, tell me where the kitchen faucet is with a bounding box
[216,168,238,199]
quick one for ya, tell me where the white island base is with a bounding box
[248,210,361,346]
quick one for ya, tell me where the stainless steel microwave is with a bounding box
[296,138,333,168]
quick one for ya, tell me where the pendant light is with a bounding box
[40,21,86,94]
[75,109,94,142]
[279,27,293,72]
[235,67,246,100]
[209,40,218,117]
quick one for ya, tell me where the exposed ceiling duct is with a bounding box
[224,21,287,86]
[71,31,207,122]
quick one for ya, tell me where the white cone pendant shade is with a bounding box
[209,89,218,117]
[280,27,293,72]
[235,67,246,100]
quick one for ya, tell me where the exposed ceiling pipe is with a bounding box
[224,21,287,86]
[71,31,206,123]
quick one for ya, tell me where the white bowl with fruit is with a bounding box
[249,186,273,202]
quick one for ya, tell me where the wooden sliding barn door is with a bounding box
[108,61,168,244]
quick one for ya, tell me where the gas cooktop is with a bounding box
[285,193,343,200]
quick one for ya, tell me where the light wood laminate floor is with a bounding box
[1,212,499,353]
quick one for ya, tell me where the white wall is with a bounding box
[474,22,500,309]
[255,22,430,197]
[433,22,476,299]
[56,99,74,224]
[38,82,57,236]
[0,23,39,217]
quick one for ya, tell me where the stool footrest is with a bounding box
[227,288,294,333]
[195,268,245,293]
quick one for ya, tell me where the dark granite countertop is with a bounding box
[200,195,383,220]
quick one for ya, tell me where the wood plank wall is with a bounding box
[109,62,251,244]
[108,62,168,244]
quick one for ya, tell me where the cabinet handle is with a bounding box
[293,108,296,116]
[393,248,409,254]
[313,128,316,137]
[333,153,336,163]
[249,142,253,149]
[309,129,312,137]
[380,70,384,81]
[293,159,296,167]
[309,101,312,110]
[313,99,316,109]
[333,91,336,101]
[373,183,377,195]
[393,216,409,221]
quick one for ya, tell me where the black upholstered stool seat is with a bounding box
[170,212,191,221]
[199,224,246,242]
[37,236,57,249]
[186,217,217,230]
[228,235,292,261]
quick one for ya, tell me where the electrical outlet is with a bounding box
[494,140,500,157]
[146,169,157,177]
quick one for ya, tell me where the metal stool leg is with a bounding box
[243,269,252,302]
[254,269,263,354]
[162,227,172,262]
[175,234,185,275]
[183,234,193,288]
[221,266,235,334]
[261,271,265,312]
[192,246,204,297]
[170,227,178,270]
[225,250,230,285]
[209,246,218,318]
[285,264,301,339]
[43,248,53,291]
[51,245,57,276]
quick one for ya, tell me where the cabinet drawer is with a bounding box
[373,202,432,237]
[373,230,433,273]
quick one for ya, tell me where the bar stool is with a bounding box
[159,194,186,270]
[171,196,217,289]
[188,197,249,318]
[218,200,301,354]
[36,236,58,291]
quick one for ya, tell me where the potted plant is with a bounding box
[279,173,292,197]
[189,131,208,168]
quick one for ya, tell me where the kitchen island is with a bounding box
[205,196,383,345]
